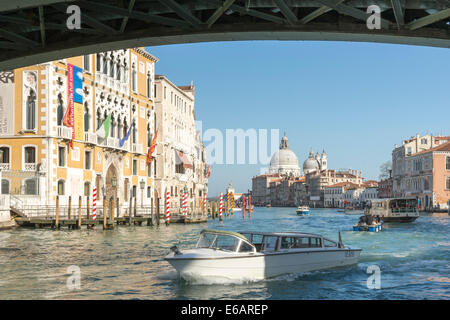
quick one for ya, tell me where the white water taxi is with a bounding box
[165,229,361,281]
[366,198,419,223]
[296,206,310,215]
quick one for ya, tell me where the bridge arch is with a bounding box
[0,1,449,70]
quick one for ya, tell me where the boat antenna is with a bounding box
[338,231,344,248]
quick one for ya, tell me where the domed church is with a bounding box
[303,148,327,175]
[269,134,301,177]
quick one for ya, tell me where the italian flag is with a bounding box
[96,114,111,140]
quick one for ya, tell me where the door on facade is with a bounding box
[105,165,118,202]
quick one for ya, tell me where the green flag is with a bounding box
[96,114,111,140]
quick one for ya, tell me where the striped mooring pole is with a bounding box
[248,195,252,219]
[182,191,188,215]
[165,191,170,225]
[242,195,246,220]
[219,192,223,221]
[231,192,234,216]
[227,191,230,216]
[92,187,97,221]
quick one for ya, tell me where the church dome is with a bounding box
[303,157,320,173]
[269,134,300,177]
[303,148,320,174]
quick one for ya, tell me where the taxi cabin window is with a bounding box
[280,237,322,249]
[239,241,254,253]
[261,236,278,252]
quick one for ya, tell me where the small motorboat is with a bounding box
[296,206,310,215]
[266,204,271,208]
[353,215,383,232]
[165,229,361,281]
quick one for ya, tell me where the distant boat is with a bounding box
[366,198,419,223]
[296,206,310,215]
[344,208,365,215]
[266,204,271,208]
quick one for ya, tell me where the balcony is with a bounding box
[84,132,97,145]
[57,126,72,140]
[0,163,10,171]
[106,137,119,149]
[132,143,143,154]
[23,163,36,171]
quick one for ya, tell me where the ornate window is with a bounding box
[96,53,101,72]
[1,179,9,194]
[23,146,36,171]
[57,180,65,195]
[26,87,36,130]
[0,146,10,168]
[446,157,450,171]
[24,178,37,195]
[84,182,90,196]
[84,102,90,132]
[57,94,64,126]
[131,63,137,92]
[146,71,151,98]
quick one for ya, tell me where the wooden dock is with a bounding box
[14,214,208,229]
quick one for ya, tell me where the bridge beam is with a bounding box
[391,0,405,28]
[407,8,450,30]
[273,0,298,25]
[157,0,203,28]
[206,0,236,28]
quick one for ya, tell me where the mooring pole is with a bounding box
[86,196,90,220]
[103,196,107,230]
[78,196,82,229]
[55,195,59,229]
[110,196,115,227]
[116,197,120,221]
[129,190,133,225]
[68,196,72,220]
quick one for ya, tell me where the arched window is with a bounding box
[109,58,114,77]
[24,146,36,171]
[57,94,64,126]
[84,182,90,196]
[102,56,108,75]
[132,120,136,144]
[110,115,115,138]
[96,53,101,72]
[26,89,36,130]
[57,180,65,195]
[0,147,10,164]
[84,102,90,132]
[117,116,122,140]
[1,179,10,194]
[131,63,137,92]
[146,71,151,98]
[24,178,37,195]
[96,109,102,130]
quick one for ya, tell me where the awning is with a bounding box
[175,150,193,169]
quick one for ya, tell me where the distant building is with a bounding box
[269,134,301,177]
[251,173,280,206]
[392,133,450,198]
[378,170,393,198]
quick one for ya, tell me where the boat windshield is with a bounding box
[197,233,240,252]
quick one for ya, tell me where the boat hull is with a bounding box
[296,211,309,215]
[166,249,361,281]
[381,216,418,223]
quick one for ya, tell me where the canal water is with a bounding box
[0,208,448,299]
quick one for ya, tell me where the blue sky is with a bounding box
[146,41,450,197]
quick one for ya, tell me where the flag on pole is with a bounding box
[146,130,158,166]
[96,114,111,140]
[119,122,134,147]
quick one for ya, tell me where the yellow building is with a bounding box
[0,48,157,215]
